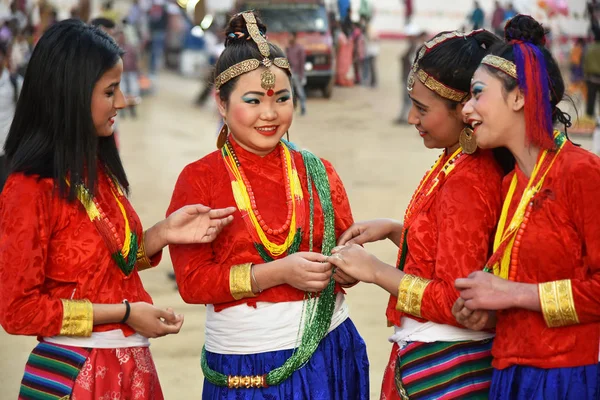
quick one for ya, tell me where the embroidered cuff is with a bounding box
[539,279,580,328]
[60,299,93,337]
[136,231,153,271]
[396,274,432,318]
[230,263,256,300]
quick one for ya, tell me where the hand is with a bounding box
[451,297,496,331]
[328,244,380,284]
[126,302,185,338]
[455,271,516,311]
[337,219,401,246]
[164,205,235,245]
[333,267,359,287]
[282,252,333,292]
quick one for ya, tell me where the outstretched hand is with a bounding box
[165,205,236,245]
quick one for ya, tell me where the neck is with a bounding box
[446,142,461,155]
[508,142,541,177]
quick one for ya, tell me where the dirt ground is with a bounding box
[0,41,592,399]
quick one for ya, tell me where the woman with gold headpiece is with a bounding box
[454,15,600,399]
[327,30,513,399]
[167,12,369,399]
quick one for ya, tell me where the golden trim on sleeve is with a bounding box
[396,274,432,318]
[229,263,256,300]
[136,231,153,271]
[60,299,93,337]
[539,279,580,328]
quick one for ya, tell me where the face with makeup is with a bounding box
[216,67,293,156]
[407,79,465,151]
[462,67,524,150]
[91,59,127,137]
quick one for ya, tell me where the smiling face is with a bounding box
[407,79,465,151]
[216,67,293,156]
[462,67,525,150]
[91,59,126,137]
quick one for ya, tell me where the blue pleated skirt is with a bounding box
[202,318,370,400]
[490,364,600,400]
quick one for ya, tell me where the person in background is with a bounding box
[148,0,168,76]
[0,41,20,192]
[118,21,141,118]
[100,0,119,24]
[90,17,116,37]
[504,3,517,21]
[491,1,506,37]
[470,1,485,30]
[352,21,365,84]
[363,18,379,88]
[335,20,354,87]
[286,32,307,115]
[569,38,587,104]
[395,23,425,124]
[9,28,30,77]
[585,34,600,119]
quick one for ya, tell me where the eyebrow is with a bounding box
[408,95,428,109]
[106,82,119,89]
[242,89,291,97]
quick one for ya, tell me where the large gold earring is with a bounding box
[217,122,229,149]
[459,127,477,155]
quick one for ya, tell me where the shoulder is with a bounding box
[0,173,56,213]
[444,150,504,194]
[555,142,600,194]
[177,150,223,181]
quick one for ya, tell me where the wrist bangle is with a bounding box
[120,299,131,324]
[251,265,262,294]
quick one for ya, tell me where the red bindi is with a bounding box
[267,89,274,97]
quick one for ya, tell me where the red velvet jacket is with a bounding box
[492,142,600,369]
[386,149,504,327]
[167,139,353,310]
[0,170,157,337]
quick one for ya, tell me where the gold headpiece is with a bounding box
[407,30,485,102]
[481,55,518,79]
[214,12,291,93]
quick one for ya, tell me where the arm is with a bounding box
[402,175,500,326]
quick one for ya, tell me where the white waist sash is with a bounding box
[44,329,150,349]
[389,316,494,348]
[205,293,349,355]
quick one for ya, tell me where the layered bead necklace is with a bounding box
[222,140,306,261]
[485,131,566,280]
[74,174,139,276]
[396,146,466,270]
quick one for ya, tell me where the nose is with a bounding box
[462,97,475,121]
[260,103,278,121]
[407,103,419,126]
[114,88,127,110]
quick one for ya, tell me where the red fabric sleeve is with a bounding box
[419,169,501,326]
[322,159,354,239]
[167,163,238,305]
[566,153,600,324]
[0,176,64,336]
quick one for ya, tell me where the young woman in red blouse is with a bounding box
[328,29,513,399]
[167,12,369,399]
[455,15,600,399]
[0,20,234,399]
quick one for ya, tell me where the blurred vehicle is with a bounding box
[234,0,335,98]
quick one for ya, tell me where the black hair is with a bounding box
[484,15,567,126]
[0,41,7,57]
[418,30,502,108]
[4,19,127,200]
[91,17,116,30]
[215,12,291,102]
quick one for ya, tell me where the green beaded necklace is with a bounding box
[200,147,338,387]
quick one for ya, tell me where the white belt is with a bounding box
[44,329,150,349]
[389,316,494,348]
[205,293,349,355]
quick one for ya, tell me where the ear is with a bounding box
[510,88,525,112]
[215,91,227,118]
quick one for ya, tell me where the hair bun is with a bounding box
[224,12,267,47]
[504,14,547,46]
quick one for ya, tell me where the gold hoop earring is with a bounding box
[217,122,229,149]
[459,127,477,155]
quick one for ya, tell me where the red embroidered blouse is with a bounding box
[386,150,504,327]
[166,139,353,311]
[492,142,600,369]
[0,170,158,337]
